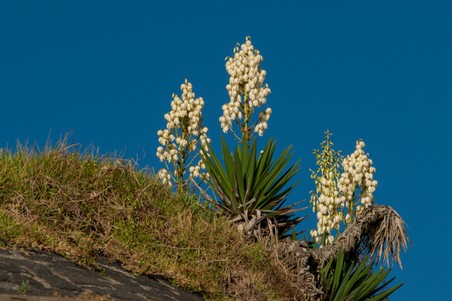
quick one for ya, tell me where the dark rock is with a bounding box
[0,249,204,301]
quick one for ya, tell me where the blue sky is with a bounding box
[1,1,451,300]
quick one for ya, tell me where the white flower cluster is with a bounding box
[156,79,210,187]
[157,168,172,187]
[338,140,377,218]
[220,37,272,137]
[310,164,345,245]
[310,172,346,245]
[254,108,272,136]
[309,132,345,245]
[189,159,207,179]
[310,134,380,246]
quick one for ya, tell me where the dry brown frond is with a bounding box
[313,205,411,268]
[370,205,410,268]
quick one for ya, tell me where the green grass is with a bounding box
[19,280,31,294]
[0,141,294,300]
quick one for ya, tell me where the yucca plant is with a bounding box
[195,136,304,239]
[319,249,402,301]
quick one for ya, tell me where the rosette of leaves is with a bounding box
[319,249,402,301]
[196,136,304,239]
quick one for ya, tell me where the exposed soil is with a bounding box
[0,249,204,301]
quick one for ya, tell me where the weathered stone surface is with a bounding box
[0,249,204,301]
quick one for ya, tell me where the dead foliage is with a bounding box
[312,205,410,269]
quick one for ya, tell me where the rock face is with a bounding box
[0,249,204,301]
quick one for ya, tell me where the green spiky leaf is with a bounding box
[199,136,303,237]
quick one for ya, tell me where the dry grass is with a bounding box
[0,140,295,300]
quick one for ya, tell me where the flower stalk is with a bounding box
[310,131,378,246]
[220,36,272,142]
[156,79,210,192]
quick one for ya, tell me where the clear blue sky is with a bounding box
[1,1,451,300]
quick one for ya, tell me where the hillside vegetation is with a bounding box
[0,141,293,300]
